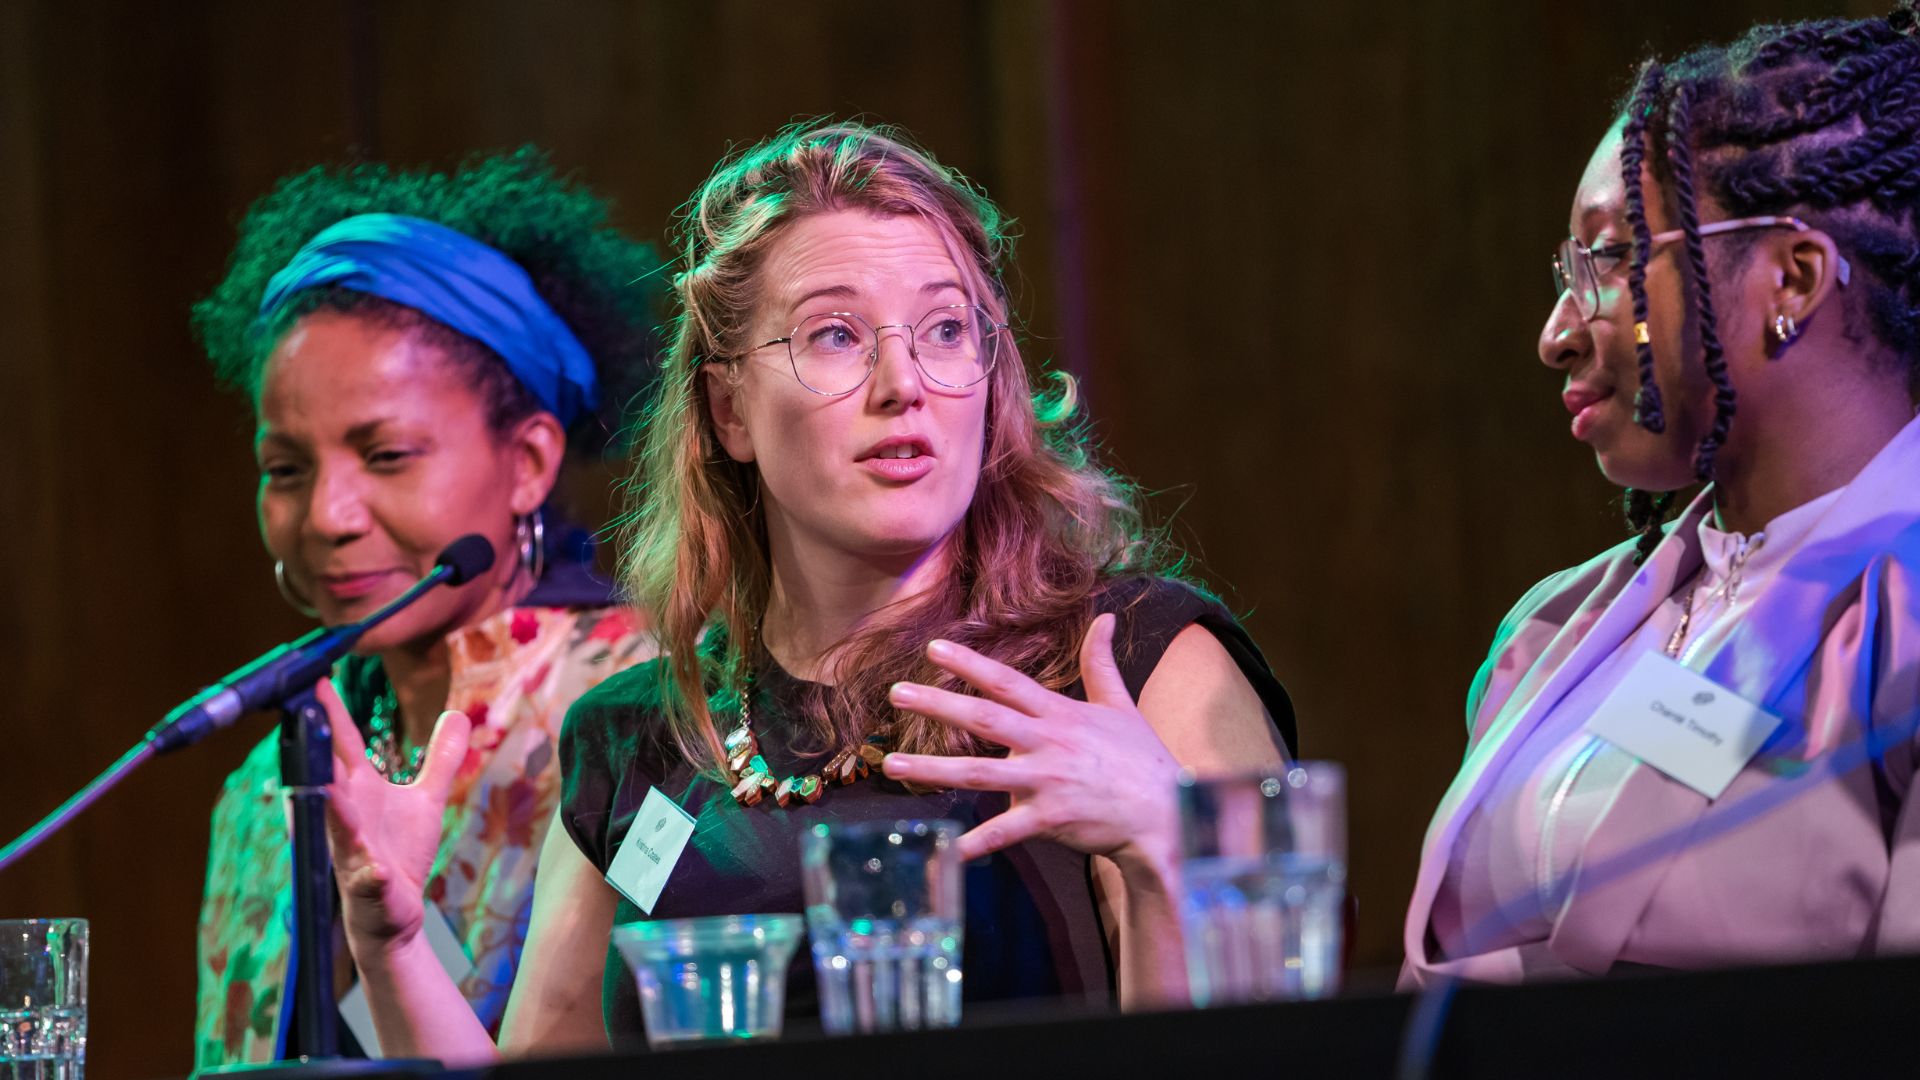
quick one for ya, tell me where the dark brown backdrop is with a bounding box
[0,1,1879,1075]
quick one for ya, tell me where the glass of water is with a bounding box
[611,913,802,1049]
[0,919,87,1080]
[799,819,964,1035]
[1178,763,1346,1007]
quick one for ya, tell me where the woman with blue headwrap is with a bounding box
[190,148,661,1067]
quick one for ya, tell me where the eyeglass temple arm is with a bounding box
[1645,215,1852,287]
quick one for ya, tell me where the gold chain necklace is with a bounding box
[723,671,889,808]
[1663,532,1763,660]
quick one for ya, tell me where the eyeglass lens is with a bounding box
[787,305,999,395]
[1552,238,1599,320]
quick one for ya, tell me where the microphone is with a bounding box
[0,537,494,878]
[146,535,496,754]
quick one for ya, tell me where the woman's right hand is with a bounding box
[316,678,471,961]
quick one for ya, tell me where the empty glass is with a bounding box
[799,819,964,1035]
[1178,763,1346,1007]
[0,919,87,1080]
[611,914,802,1049]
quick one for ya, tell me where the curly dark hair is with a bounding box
[1612,9,1920,561]
[192,146,660,458]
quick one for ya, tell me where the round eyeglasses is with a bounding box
[750,304,1007,396]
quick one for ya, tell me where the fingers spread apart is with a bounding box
[889,682,1040,751]
[926,639,1054,716]
[882,752,1034,794]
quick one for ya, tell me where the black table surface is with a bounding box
[222,953,1920,1080]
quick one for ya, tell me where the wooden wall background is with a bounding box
[0,1,1879,1074]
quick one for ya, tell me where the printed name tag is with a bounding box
[605,786,697,915]
[1585,652,1782,800]
[337,901,471,1058]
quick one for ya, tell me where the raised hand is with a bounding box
[317,678,471,957]
[881,613,1182,871]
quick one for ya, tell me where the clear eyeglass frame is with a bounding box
[1551,214,1852,321]
[750,303,1008,397]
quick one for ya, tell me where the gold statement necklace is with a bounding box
[723,671,891,808]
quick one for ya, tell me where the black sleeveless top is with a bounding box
[558,576,1296,1047]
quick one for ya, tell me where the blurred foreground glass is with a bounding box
[611,914,802,1049]
[0,919,87,1080]
[1178,763,1346,1006]
[800,819,963,1035]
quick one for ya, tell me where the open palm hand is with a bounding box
[316,678,471,957]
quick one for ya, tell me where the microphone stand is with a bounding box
[280,684,340,1062]
[0,537,493,1077]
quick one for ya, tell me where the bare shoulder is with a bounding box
[1137,624,1286,772]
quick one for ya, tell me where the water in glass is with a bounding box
[800,819,965,1035]
[1182,852,1344,1005]
[611,914,801,1049]
[0,1006,85,1080]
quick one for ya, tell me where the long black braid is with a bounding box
[1664,82,1735,483]
[1615,6,1920,562]
[1620,62,1667,433]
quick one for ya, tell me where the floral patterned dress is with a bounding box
[194,601,656,1067]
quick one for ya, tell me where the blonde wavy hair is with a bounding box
[620,120,1166,775]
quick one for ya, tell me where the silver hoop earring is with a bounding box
[516,509,546,584]
[1770,312,1799,349]
[274,561,319,617]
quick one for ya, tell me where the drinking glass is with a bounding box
[1178,763,1346,1006]
[611,914,802,1049]
[0,919,87,1080]
[799,819,964,1035]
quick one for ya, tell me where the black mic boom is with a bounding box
[147,535,495,753]
[0,536,494,876]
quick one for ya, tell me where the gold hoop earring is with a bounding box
[1770,312,1799,349]
[274,561,319,617]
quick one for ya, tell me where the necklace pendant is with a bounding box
[774,774,823,808]
[732,779,763,806]
[723,724,755,757]
[727,745,757,774]
[731,753,777,807]
[725,764,771,799]
[824,747,870,786]
[732,771,770,806]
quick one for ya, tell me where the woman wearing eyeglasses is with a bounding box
[316,121,1294,1060]
[1402,9,1920,986]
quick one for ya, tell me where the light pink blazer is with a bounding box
[1401,417,1920,987]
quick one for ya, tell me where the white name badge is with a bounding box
[338,900,471,1058]
[1584,652,1782,801]
[605,786,697,915]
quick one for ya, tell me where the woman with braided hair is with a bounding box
[1404,7,1920,986]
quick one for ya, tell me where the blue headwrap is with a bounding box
[256,213,598,426]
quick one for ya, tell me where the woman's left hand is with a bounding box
[882,613,1181,873]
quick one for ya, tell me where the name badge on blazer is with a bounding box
[1585,652,1782,800]
[605,786,697,915]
